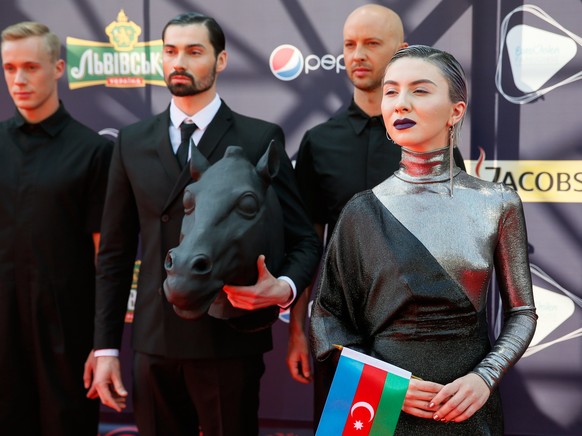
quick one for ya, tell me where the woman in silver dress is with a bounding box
[310,45,537,434]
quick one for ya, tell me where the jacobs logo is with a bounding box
[466,148,582,203]
[66,9,165,89]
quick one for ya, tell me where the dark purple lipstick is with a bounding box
[393,118,416,130]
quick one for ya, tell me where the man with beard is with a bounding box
[87,12,320,436]
[286,4,465,429]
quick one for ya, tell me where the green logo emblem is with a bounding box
[66,9,165,89]
[105,10,141,52]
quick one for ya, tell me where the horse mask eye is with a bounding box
[237,193,259,218]
[183,190,196,215]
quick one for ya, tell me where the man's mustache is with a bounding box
[169,71,195,81]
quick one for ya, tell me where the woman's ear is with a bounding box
[449,101,466,127]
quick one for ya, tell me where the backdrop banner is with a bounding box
[1,1,580,435]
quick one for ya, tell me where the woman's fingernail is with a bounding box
[429,402,434,408]
[433,414,439,421]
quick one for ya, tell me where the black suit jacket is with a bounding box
[94,101,321,359]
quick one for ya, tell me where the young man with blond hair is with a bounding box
[0,21,112,436]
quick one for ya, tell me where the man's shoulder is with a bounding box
[0,119,11,132]
[66,117,110,139]
[310,107,351,130]
[0,115,17,131]
[227,106,281,131]
[55,115,113,151]
[119,110,167,136]
[301,108,352,143]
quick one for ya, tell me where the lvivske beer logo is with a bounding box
[66,9,165,89]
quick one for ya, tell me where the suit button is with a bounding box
[161,214,170,223]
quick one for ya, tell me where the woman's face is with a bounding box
[381,57,465,152]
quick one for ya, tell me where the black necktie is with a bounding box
[177,121,197,169]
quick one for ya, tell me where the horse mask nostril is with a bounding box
[191,255,213,276]
[165,251,174,270]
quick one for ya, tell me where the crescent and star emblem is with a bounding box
[350,401,375,422]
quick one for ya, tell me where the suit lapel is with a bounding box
[196,101,233,162]
[163,168,192,212]
[162,101,234,212]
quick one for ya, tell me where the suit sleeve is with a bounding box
[262,125,322,298]
[94,130,140,350]
[85,138,114,234]
[295,130,324,225]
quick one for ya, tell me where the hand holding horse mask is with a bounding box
[163,142,285,331]
[222,254,293,309]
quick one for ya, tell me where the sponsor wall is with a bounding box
[1,1,580,434]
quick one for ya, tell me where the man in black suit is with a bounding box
[88,12,321,436]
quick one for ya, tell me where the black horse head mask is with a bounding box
[163,141,285,331]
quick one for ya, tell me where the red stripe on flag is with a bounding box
[342,363,387,435]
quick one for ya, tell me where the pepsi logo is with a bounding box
[269,44,304,81]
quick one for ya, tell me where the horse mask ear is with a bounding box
[189,142,210,182]
[256,140,281,184]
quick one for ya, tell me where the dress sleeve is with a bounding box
[472,187,537,390]
[310,197,369,362]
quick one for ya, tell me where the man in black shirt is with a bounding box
[0,21,112,435]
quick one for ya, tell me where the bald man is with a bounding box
[287,4,465,427]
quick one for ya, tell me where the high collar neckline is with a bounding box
[395,146,461,184]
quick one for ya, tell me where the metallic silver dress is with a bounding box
[311,146,537,435]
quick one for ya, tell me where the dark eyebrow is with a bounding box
[383,79,438,87]
[163,43,206,50]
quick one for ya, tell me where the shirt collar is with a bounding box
[170,94,222,130]
[346,98,384,135]
[14,102,69,137]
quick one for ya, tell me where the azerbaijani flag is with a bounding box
[316,347,411,436]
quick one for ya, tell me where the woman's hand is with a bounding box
[402,378,444,418]
[429,373,490,423]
